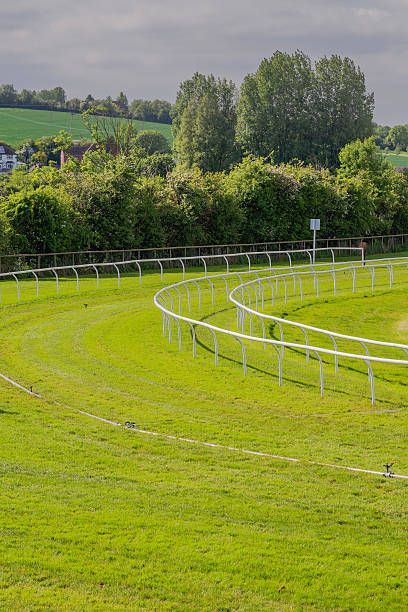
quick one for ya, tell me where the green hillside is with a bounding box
[383,150,408,168]
[0,107,173,148]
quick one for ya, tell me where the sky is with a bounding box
[1,0,408,125]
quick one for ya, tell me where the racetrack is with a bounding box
[0,262,407,611]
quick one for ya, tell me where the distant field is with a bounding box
[0,107,173,148]
[383,150,408,168]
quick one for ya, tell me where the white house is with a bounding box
[0,142,18,174]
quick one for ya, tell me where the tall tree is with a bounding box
[313,55,374,166]
[235,52,374,167]
[172,73,238,172]
[388,125,408,150]
[0,84,18,105]
[236,51,315,163]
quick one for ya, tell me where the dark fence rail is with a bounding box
[0,233,407,274]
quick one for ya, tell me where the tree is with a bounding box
[165,167,243,244]
[236,51,315,163]
[51,86,66,106]
[116,92,128,111]
[0,84,18,105]
[63,154,140,249]
[134,130,171,155]
[388,125,408,150]
[16,141,35,165]
[337,137,392,178]
[66,98,81,111]
[335,137,408,234]
[129,99,172,123]
[235,52,374,167]
[172,73,238,172]
[373,124,391,149]
[18,89,36,105]
[1,186,69,252]
[31,151,48,166]
[139,153,175,178]
[82,111,139,161]
[81,94,95,111]
[36,87,66,107]
[313,55,374,166]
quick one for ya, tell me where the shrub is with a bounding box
[1,185,70,252]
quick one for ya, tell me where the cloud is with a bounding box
[0,0,407,123]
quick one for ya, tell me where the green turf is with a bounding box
[383,151,408,168]
[0,261,407,611]
[0,108,173,148]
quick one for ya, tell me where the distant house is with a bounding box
[60,142,96,166]
[0,142,18,174]
[60,140,118,167]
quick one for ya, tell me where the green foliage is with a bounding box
[373,123,391,149]
[129,98,172,124]
[138,152,175,178]
[165,167,243,244]
[172,73,238,172]
[236,51,315,163]
[134,130,171,155]
[0,185,69,252]
[236,51,374,167]
[336,138,408,234]
[225,157,342,241]
[0,205,11,252]
[62,154,141,250]
[313,55,374,165]
[0,83,18,105]
[338,137,392,177]
[132,176,167,247]
[0,135,407,254]
[388,125,408,150]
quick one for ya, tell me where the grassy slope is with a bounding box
[0,108,173,148]
[383,151,408,168]
[0,262,407,611]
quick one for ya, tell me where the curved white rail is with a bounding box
[153,258,408,405]
[0,246,362,302]
[0,248,407,405]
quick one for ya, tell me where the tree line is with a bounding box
[0,50,407,257]
[172,51,375,170]
[0,84,172,124]
[373,123,408,152]
[0,129,406,255]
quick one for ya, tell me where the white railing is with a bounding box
[153,257,408,405]
[1,245,406,405]
[0,246,362,302]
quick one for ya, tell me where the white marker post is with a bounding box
[310,218,320,265]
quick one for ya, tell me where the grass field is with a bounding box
[0,108,173,148]
[0,259,407,611]
[383,150,408,168]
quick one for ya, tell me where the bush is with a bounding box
[165,167,243,245]
[1,186,70,252]
[132,176,166,248]
[134,130,171,155]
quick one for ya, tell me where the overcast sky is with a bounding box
[1,0,408,124]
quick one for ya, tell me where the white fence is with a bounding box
[0,246,362,301]
[1,245,405,405]
[153,256,408,405]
